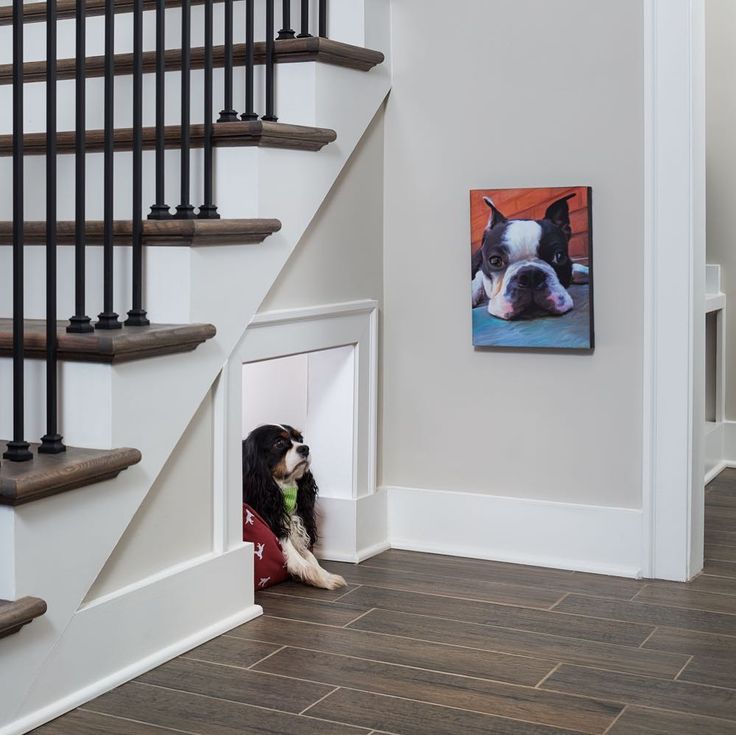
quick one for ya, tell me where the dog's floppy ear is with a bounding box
[483,196,507,231]
[242,436,290,540]
[296,471,319,548]
[544,193,576,238]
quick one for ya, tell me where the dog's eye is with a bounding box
[553,252,568,265]
[488,255,504,269]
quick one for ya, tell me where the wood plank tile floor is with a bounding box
[33,471,736,734]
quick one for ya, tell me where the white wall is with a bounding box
[706,0,736,420]
[382,0,646,509]
[258,109,384,312]
[242,355,309,437]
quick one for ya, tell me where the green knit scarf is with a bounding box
[282,485,298,514]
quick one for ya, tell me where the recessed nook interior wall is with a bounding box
[242,346,356,500]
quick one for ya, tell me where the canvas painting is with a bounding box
[470,186,594,350]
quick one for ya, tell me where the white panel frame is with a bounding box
[642,0,706,581]
[222,300,379,557]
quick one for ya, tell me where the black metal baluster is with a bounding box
[241,0,257,121]
[149,0,171,219]
[39,0,65,453]
[278,0,295,39]
[68,0,93,333]
[298,0,311,37]
[175,0,196,218]
[97,0,122,328]
[126,0,149,324]
[263,0,277,122]
[318,0,326,37]
[6,0,32,462]
[217,0,238,121]
[199,0,219,218]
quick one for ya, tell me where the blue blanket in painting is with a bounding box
[472,284,592,351]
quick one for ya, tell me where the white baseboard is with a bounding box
[720,421,736,467]
[316,489,389,563]
[705,461,728,485]
[3,547,260,735]
[384,485,644,578]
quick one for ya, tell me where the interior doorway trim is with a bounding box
[641,0,706,581]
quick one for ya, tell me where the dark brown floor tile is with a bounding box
[229,615,553,686]
[705,560,736,579]
[364,549,644,600]
[555,593,736,637]
[707,530,736,546]
[642,627,736,688]
[682,574,736,596]
[607,706,736,735]
[348,608,688,678]
[338,585,653,646]
[256,592,368,626]
[136,656,333,714]
[31,710,186,735]
[679,656,736,689]
[709,468,736,485]
[181,635,280,669]
[85,681,369,735]
[541,664,736,721]
[707,545,736,563]
[263,580,360,602]
[255,646,622,733]
[634,584,736,614]
[706,489,736,509]
[644,625,736,658]
[307,688,584,735]
[705,509,736,534]
[320,561,564,609]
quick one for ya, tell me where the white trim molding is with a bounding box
[642,0,706,581]
[384,486,643,579]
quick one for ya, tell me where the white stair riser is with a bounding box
[0,62,317,135]
[0,1,368,66]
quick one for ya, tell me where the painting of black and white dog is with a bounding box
[242,424,346,590]
[470,187,593,350]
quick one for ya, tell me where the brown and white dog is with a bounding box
[242,424,346,590]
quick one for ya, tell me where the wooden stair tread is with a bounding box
[0,321,217,364]
[0,444,142,506]
[7,0,211,25]
[2,38,385,85]
[0,597,47,638]
[0,121,336,157]
[0,218,281,246]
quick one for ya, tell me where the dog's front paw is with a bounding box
[323,573,347,590]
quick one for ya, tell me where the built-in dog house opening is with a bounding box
[242,346,356,501]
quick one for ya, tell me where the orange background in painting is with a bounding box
[470,186,591,265]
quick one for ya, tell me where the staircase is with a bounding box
[0,0,390,732]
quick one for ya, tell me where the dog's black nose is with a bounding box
[516,267,547,290]
[297,445,310,457]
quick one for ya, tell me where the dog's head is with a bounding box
[476,194,576,320]
[243,424,311,484]
[242,424,319,544]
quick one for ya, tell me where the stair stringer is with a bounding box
[0,5,390,733]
